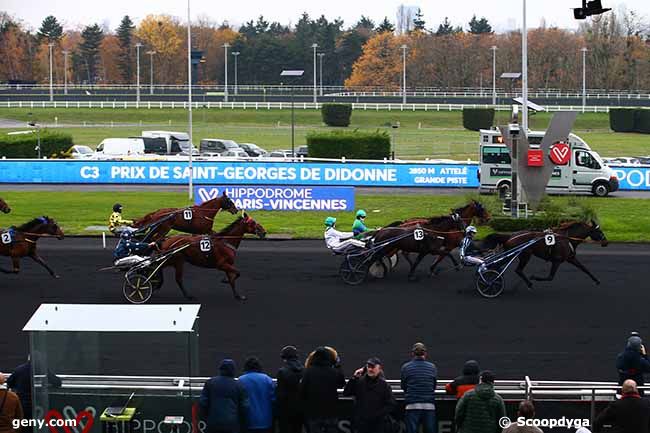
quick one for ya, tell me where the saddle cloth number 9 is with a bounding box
[183,209,193,220]
[200,238,211,252]
[544,234,556,246]
[1,232,11,244]
[413,229,425,241]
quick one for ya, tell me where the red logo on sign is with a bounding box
[45,409,94,433]
[527,149,544,167]
[549,142,571,165]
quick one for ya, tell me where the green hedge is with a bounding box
[321,103,352,127]
[462,108,495,131]
[609,108,650,134]
[306,130,390,159]
[0,130,73,158]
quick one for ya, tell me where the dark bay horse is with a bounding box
[393,200,492,228]
[132,192,238,241]
[0,216,64,278]
[483,220,608,288]
[0,197,10,214]
[157,214,266,301]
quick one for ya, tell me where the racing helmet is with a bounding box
[465,225,478,235]
[324,216,337,227]
[356,209,367,218]
[113,203,123,212]
[120,230,133,240]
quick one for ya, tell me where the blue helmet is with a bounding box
[120,230,133,240]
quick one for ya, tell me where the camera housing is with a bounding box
[573,0,611,20]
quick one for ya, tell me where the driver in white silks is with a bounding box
[459,226,486,267]
[324,216,367,253]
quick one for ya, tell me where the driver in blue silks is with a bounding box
[113,230,157,264]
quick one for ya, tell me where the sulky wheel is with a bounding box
[368,259,388,279]
[339,255,369,286]
[476,269,505,299]
[123,271,154,304]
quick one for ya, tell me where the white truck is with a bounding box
[141,131,195,155]
[478,128,619,197]
[94,138,145,158]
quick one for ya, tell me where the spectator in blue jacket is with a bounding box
[238,357,275,433]
[617,333,650,391]
[200,359,249,433]
[7,355,61,421]
[400,342,438,433]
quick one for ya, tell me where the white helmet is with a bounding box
[465,226,477,235]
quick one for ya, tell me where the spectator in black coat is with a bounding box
[343,357,396,433]
[276,346,304,433]
[616,334,650,389]
[300,346,345,433]
[594,379,650,433]
[199,359,250,433]
[445,360,480,399]
[7,356,61,420]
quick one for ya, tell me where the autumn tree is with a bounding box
[345,32,406,89]
[137,15,183,83]
[116,15,135,83]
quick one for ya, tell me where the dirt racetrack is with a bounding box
[1,238,649,381]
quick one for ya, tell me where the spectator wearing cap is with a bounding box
[300,346,346,433]
[400,342,438,433]
[0,372,23,433]
[445,360,480,399]
[502,400,543,433]
[199,359,250,433]
[238,357,275,433]
[454,370,505,433]
[594,379,650,433]
[276,346,304,433]
[343,357,396,433]
[616,333,650,390]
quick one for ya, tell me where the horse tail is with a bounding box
[385,220,404,227]
[482,233,511,249]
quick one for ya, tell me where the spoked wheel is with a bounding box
[368,259,388,279]
[339,255,369,286]
[123,271,154,304]
[476,269,505,299]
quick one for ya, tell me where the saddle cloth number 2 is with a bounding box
[183,209,193,220]
[1,233,11,244]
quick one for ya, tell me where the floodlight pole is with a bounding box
[187,0,193,199]
[48,43,54,102]
[312,43,318,104]
[136,43,142,106]
[318,53,325,96]
[147,51,156,95]
[491,45,497,105]
[521,0,528,135]
[63,50,68,95]
[223,43,230,102]
[401,45,408,105]
[581,47,587,112]
[232,51,240,95]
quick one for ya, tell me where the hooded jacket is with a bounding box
[199,360,249,433]
[445,361,480,399]
[616,347,650,386]
[277,358,304,417]
[454,383,506,433]
[343,372,396,425]
[300,347,346,418]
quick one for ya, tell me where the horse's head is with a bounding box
[0,198,10,214]
[43,216,65,240]
[242,213,267,239]
[472,200,491,224]
[454,200,491,225]
[220,192,239,215]
[588,219,608,247]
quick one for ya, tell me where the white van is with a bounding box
[478,129,619,197]
[142,131,195,154]
[94,138,144,158]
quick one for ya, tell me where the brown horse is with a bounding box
[132,192,238,241]
[394,200,492,228]
[0,197,10,214]
[0,216,64,278]
[157,214,267,301]
[373,216,464,280]
[483,220,608,288]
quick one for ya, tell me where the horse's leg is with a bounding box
[531,260,562,282]
[428,253,448,276]
[566,256,601,285]
[514,252,534,288]
[407,252,427,282]
[172,259,195,300]
[220,262,246,301]
[29,253,59,278]
[402,251,413,267]
[0,256,20,273]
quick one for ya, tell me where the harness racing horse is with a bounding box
[393,200,492,228]
[372,216,464,281]
[0,197,10,214]
[157,214,267,301]
[0,216,64,278]
[482,220,607,288]
[132,192,238,241]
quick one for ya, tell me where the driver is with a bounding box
[113,230,157,266]
[352,209,369,238]
[324,216,366,253]
[109,203,136,235]
[459,226,486,266]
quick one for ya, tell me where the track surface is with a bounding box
[1,238,649,381]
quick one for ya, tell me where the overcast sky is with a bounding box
[3,0,648,32]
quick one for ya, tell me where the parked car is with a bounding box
[95,138,144,158]
[239,143,268,157]
[199,139,241,155]
[635,156,650,165]
[296,145,309,157]
[268,150,295,159]
[603,157,641,166]
[222,149,249,158]
[62,145,94,159]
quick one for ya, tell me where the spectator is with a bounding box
[300,346,345,433]
[276,346,304,433]
[594,379,650,433]
[199,359,249,433]
[454,370,506,433]
[0,372,23,433]
[400,342,438,433]
[343,357,396,433]
[502,400,543,433]
[445,360,480,399]
[7,355,61,420]
[238,357,275,433]
[616,334,650,389]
